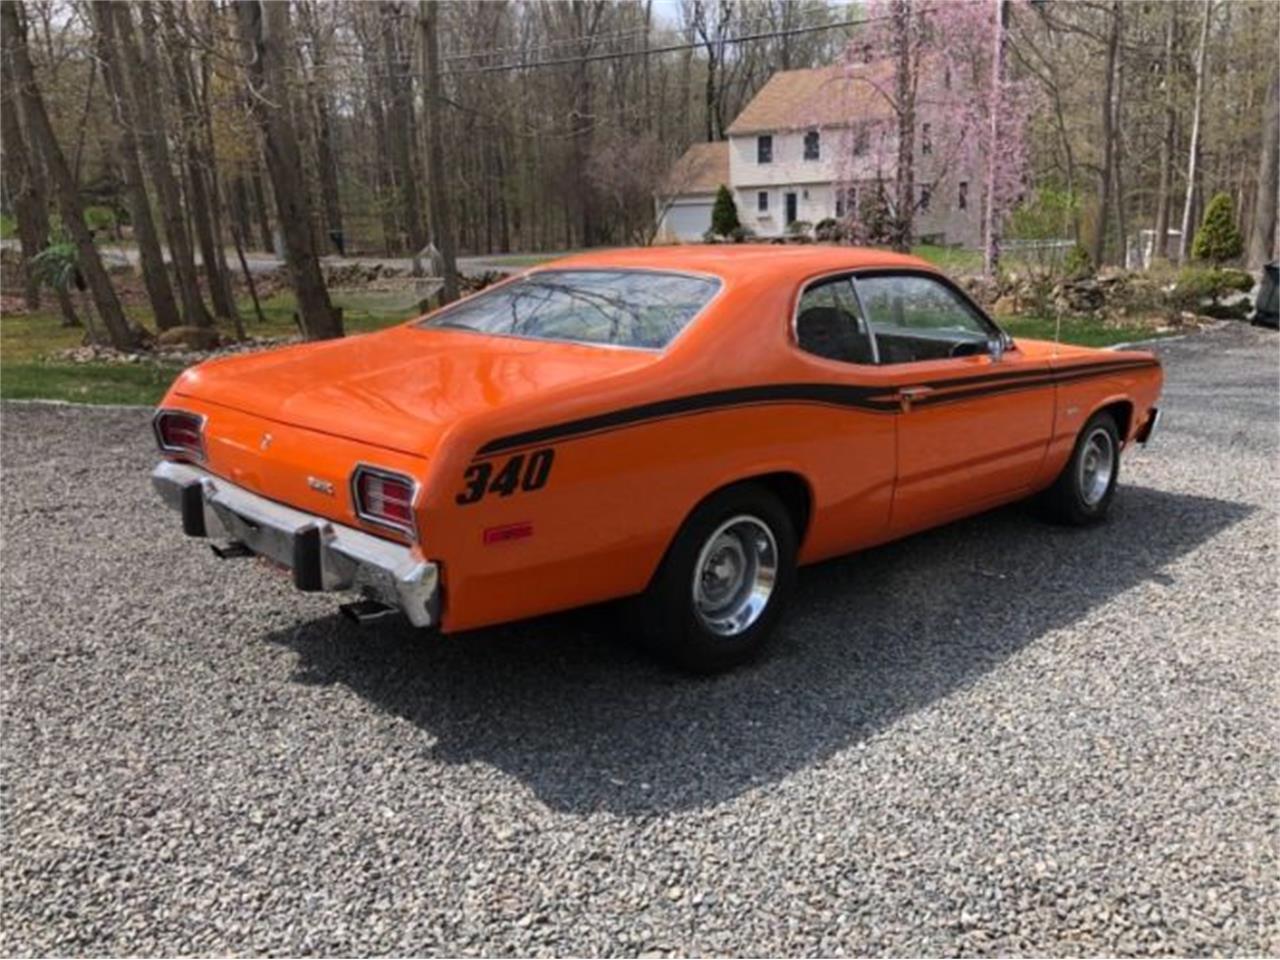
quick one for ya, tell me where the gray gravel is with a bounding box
[2,322,1277,956]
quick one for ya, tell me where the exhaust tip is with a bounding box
[340,599,398,624]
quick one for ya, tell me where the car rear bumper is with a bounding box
[151,460,439,627]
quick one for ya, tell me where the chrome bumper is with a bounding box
[151,460,439,627]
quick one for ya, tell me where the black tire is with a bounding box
[1039,411,1121,526]
[632,483,797,674]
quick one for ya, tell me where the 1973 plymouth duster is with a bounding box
[152,246,1162,672]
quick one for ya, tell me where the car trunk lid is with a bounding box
[172,324,657,457]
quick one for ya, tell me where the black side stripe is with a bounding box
[473,358,1159,459]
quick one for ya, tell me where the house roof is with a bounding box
[660,140,730,196]
[725,62,897,135]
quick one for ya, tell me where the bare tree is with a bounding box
[90,0,180,331]
[1247,66,1278,267]
[2,0,135,350]
[235,0,342,340]
[115,2,212,328]
[0,27,50,310]
[419,0,459,302]
[1178,0,1213,263]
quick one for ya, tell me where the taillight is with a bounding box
[352,465,417,538]
[153,409,205,461]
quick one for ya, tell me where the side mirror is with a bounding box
[988,334,1006,363]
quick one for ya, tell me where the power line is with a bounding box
[447,16,875,76]
[270,13,879,83]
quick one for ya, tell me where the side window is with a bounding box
[757,135,773,164]
[803,130,820,161]
[795,277,875,365]
[854,274,992,364]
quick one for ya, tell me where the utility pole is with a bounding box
[419,0,459,304]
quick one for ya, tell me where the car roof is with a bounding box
[536,244,938,285]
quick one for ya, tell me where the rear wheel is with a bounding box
[633,483,797,674]
[1040,411,1121,525]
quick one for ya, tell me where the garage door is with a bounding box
[662,201,713,242]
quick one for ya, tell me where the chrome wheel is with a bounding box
[1078,427,1115,507]
[692,515,778,637]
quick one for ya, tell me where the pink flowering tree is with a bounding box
[831,0,1036,273]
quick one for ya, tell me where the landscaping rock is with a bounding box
[156,325,221,350]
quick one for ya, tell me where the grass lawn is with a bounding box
[1,290,414,406]
[2,284,1171,407]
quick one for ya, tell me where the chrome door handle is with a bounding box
[896,385,933,410]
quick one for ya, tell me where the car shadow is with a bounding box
[263,485,1251,816]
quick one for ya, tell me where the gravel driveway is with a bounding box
[2,323,1276,956]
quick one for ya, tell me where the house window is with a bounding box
[919,185,931,211]
[757,135,773,164]
[958,181,969,211]
[921,123,932,156]
[804,130,820,161]
[835,186,858,218]
[758,191,769,212]
[852,124,870,157]
[862,43,873,63]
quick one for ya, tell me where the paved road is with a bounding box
[1,324,1276,955]
[1,237,537,277]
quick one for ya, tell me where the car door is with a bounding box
[851,270,1056,534]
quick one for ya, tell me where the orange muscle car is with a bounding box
[152,246,1162,672]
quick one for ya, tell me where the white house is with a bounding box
[657,60,983,246]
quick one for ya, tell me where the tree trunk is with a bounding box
[982,0,1009,277]
[419,0,459,302]
[195,7,240,325]
[91,1,181,331]
[1247,66,1279,268]
[381,2,426,253]
[310,61,344,244]
[160,3,237,322]
[117,2,212,328]
[250,157,273,252]
[1112,50,1127,267]
[230,174,253,252]
[1153,4,1177,261]
[1092,2,1121,267]
[1178,0,1213,263]
[0,27,50,309]
[3,0,135,349]
[235,0,342,340]
[891,0,915,253]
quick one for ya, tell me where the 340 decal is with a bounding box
[456,449,555,505]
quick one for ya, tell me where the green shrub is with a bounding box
[710,184,740,238]
[856,184,893,245]
[1170,265,1254,312]
[728,224,756,244]
[786,219,812,237]
[0,212,15,240]
[30,237,80,293]
[1191,193,1243,264]
[1064,243,1093,280]
[83,205,117,234]
[814,217,846,243]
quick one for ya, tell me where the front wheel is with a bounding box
[1039,411,1121,525]
[632,483,797,674]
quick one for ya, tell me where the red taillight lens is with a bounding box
[353,467,416,537]
[153,410,205,460]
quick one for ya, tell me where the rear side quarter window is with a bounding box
[794,276,876,365]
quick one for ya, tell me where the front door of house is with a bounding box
[785,192,798,225]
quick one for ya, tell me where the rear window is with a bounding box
[417,269,721,350]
